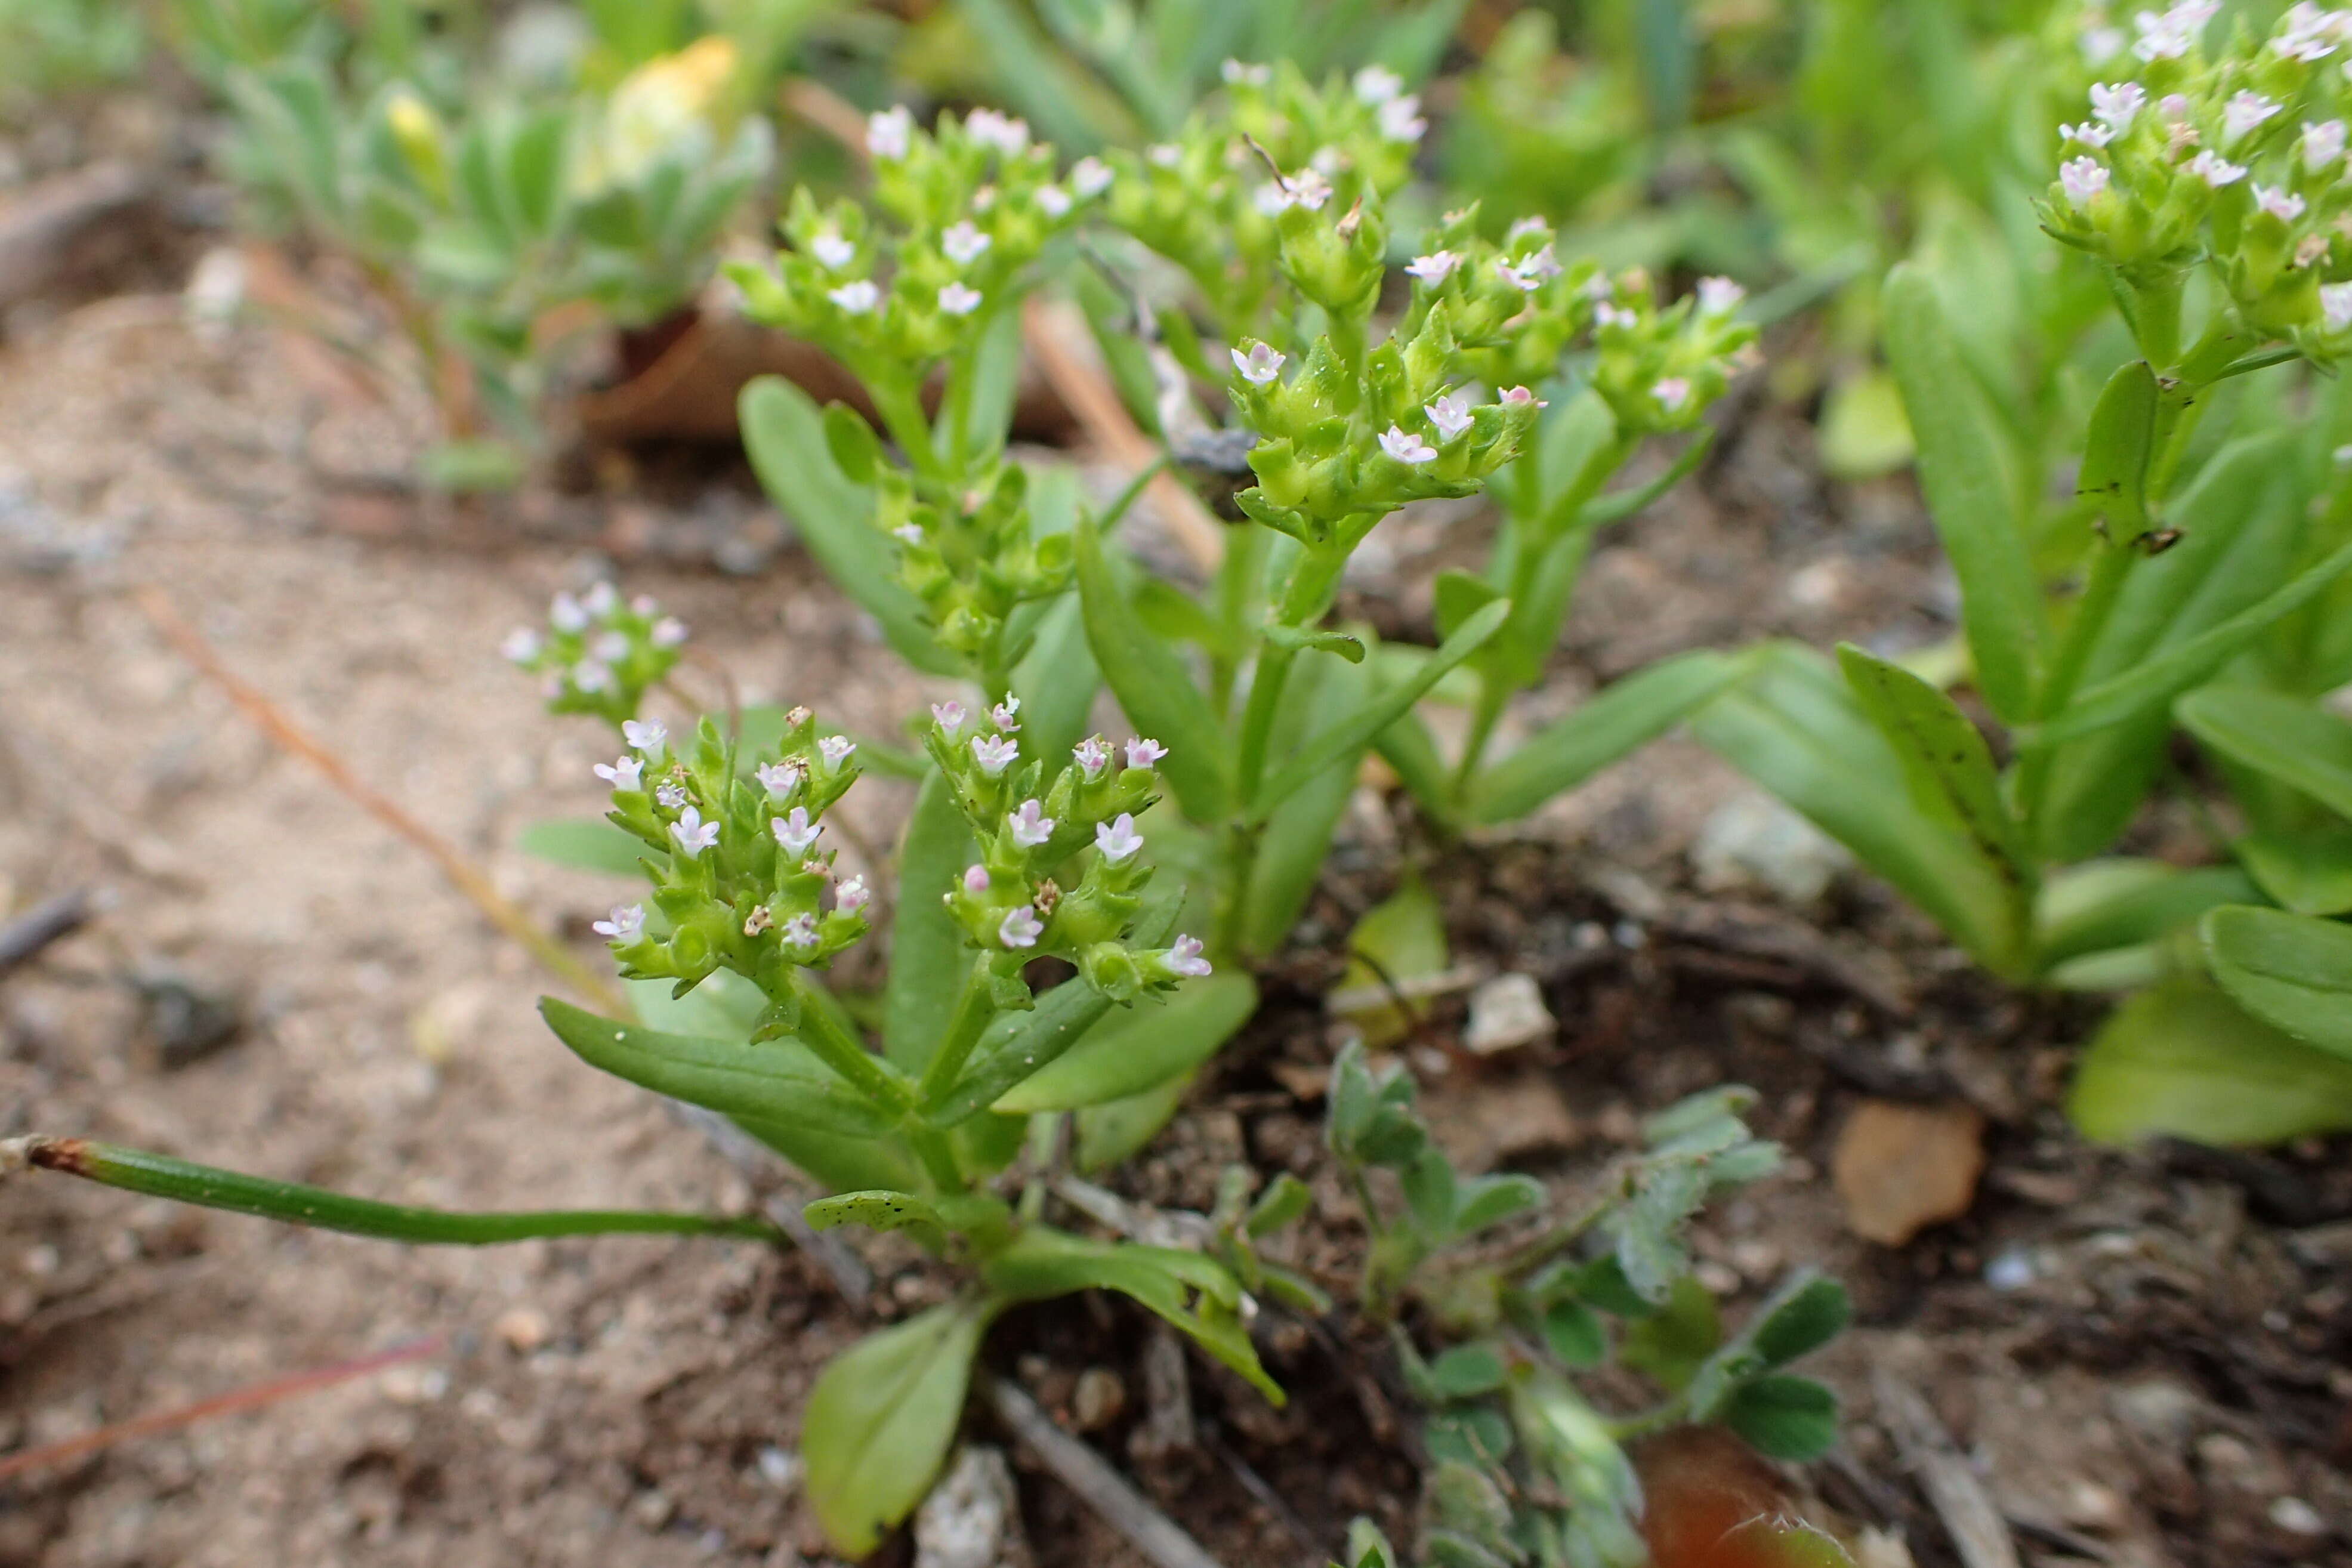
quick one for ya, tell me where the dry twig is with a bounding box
[1872,1369,2021,1568]
[980,1371,1229,1568]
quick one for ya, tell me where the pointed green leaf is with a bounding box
[2237,827,2352,916]
[1451,1173,1544,1238]
[2178,685,2352,820]
[805,1189,949,1248]
[1747,1273,1851,1368]
[2069,980,2352,1145]
[1836,642,2028,875]
[2202,906,2352,1060]
[1723,1375,1841,1462]
[517,816,649,876]
[539,997,891,1138]
[886,770,976,1072]
[1427,1344,1507,1399]
[993,973,1256,1113]
[1073,517,1231,822]
[1073,1069,1194,1172]
[2035,859,2260,969]
[1472,649,1742,823]
[803,1301,994,1557]
[2074,360,2159,542]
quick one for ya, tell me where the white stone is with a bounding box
[1462,971,1555,1055]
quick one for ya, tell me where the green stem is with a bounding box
[1233,542,1347,800]
[916,965,1001,1110]
[789,973,917,1115]
[1211,524,1268,717]
[868,375,937,479]
[2017,537,2137,847]
[7,1137,782,1245]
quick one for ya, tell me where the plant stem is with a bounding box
[917,964,1001,1109]
[1233,542,1347,801]
[789,971,919,1115]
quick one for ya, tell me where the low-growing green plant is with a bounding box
[0,0,145,115]
[1694,0,2352,1144]
[1323,1049,1854,1568]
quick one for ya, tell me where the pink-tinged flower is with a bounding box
[781,913,820,949]
[1125,737,1168,769]
[592,630,631,664]
[2134,2,2216,61]
[2089,81,2145,131]
[829,279,881,314]
[1501,385,1547,408]
[1406,251,1462,286]
[2060,156,2111,205]
[991,697,1021,731]
[1378,94,1426,143]
[2081,23,2126,63]
[2224,91,2282,142]
[651,616,688,648]
[772,807,823,856]
[1425,391,1475,441]
[550,592,589,632]
[893,523,925,547]
[592,903,645,940]
[836,876,870,915]
[932,700,968,738]
[963,863,992,894]
[1095,813,1143,864]
[1507,215,1552,243]
[1035,186,1072,218]
[624,719,668,757]
[999,905,1044,949]
[942,220,992,266]
[938,283,983,317]
[1232,341,1285,384]
[2061,121,2115,149]
[809,229,855,270]
[1146,143,1183,169]
[1009,799,1055,848]
[584,582,619,617]
[1073,735,1112,776]
[2274,3,2346,60]
[1070,157,1112,198]
[1166,934,1212,977]
[868,106,913,160]
[2323,280,2352,331]
[2305,119,2348,169]
[973,734,1019,776]
[1353,64,1402,104]
[572,660,614,693]
[1696,276,1745,316]
[1380,425,1438,464]
[595,755,645,791]
[817,734,856,770]
[1594,301,1638,330]
[1252,182,1290,217]
[630,594,657,615]
[2257,184,2308,220]
[1653,378,1693,412]
[757,760,802,798]
[2189,150,2247,187]
[1277,168,1334,211]
[655,782,688,811]
[967,109,1030,156]
[501,628,541,663]
[670,807,720,856]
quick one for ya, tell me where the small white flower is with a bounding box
[595,755,646,791]
[501,628,541,663]
[1353,64,1402,104]
[584,582,619,618]
[630,594,657,615]
[2160,92,2192,121]
[1425,391,1475,440]
[2275,3,2348,60]
[1252,181,1291,217]
[572,659,614,693]
[1378,94,1427,143]
[1654,378,1693,413]
[670,806,720,856]
[999,905,1044,949]
[2189,150,2248,186]
[1380,424,1438,464]
[1277,168,1333,211]
[964,864,992,893]
[1165,933,1212,977]
[817,734,856,770]
[938,282,983,317]
[1232,341,1286,384]
[1008,800,1055,848]
[624,719,668,757]
[550,592,589,632]
[780,913,820,949]
[973,735,1019,776]
[2323,280,2352,330]
[1498,252,1553,292]
[1125,737,1167,769]
[757,760,802,798]
[1146,143,1183,169]
[1223,58,1271,86]
[592,903,645,940]
[933,700,968,737]
[1095,813,1143,863]
[2060,155,2112,205]
[942,220,992,266]
[650,616,688,649]
[772,807,823,856]
[967,109,1030,156]
[1035,186,1072,218]
[592,631,631,665]
[893,523,925,547]
[1507,215,1552,243]
[992,697,1021,730]
[829,279,881,314]
[2082,23,2126,64]
[2306,119,2348,169]
[656,782,688,811]
[1406,251,1462,285]
[2061,121,2116,149]
[1070,157,1113,198]
[809,228,856,270]
[2225,91,2282,142]
[2257,184,2308,220]
[2134,1,2215,60]
[2090,81,2146,132]
[867,106,913,160]
[836,876,870,915]
[1073,736,1112,776]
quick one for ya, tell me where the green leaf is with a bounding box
[2067,980,2352,1146]
[1451,1174,1544,1237]
[1245,1173,1313,1237]
[1835,642,2029,876]
[1578,428,1716,529]
[503,106,569,236]
[10,1137,777,1245]
[822,400,884,484]
[2202,906,2352,1060]
[1883,262,2042,724]
[993,973,1257,1113]
[1240,646,1376,956]
[1427,1344,1507,1399]
[1010,599,1101,770]
[2177,685,2352,820]
[2035,859,2260,969]
[517,816,649,876]
[1073,518,1232,822]
[804,1190,948,1249]
[1746,1273,1851,1368]
[1073,1069,1194,1172]
[739,376,960,677]
[1617,1274,1721,1392]
[1472,650,1742,823]
[2074,360,2159,542]
[1249,598,1510,823]
[2238,827,2352,916]
[802,1301,994,1557]
[1724,1376,1841,1462]
[537,998,890,1139]
[1542,1300,1606,1366]
[1336,874,1451,1049]
[1264,623,1366,663]
[885,771,976,1072]
[1816,368,1914,480]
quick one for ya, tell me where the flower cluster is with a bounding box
[593,711,871,1026]
[502,585,687,728]
[728,108,1099,381]
[1581,267,1759,436]
[2044,2,2352,354]
[924,700,1208,1005]
[882,461,1073,670]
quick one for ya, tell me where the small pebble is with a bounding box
[2270,1497,2325,1536]
[495,1307,550,1353]
[1462,972,1554,1055]
[1072,1367,1125,1432]
[756,1446,801,1490]
[1984,1248,2036,1291]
